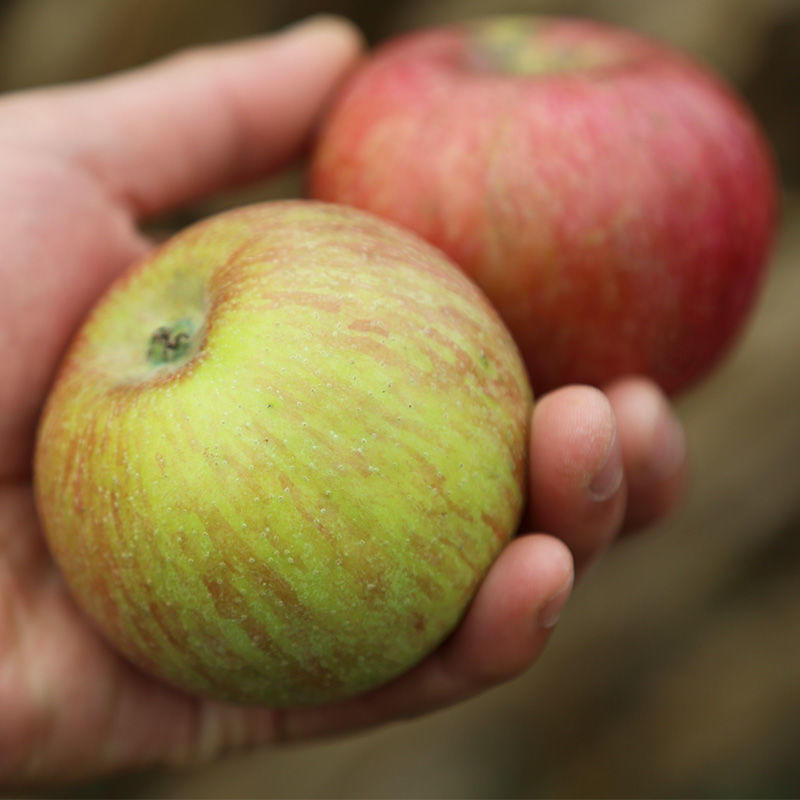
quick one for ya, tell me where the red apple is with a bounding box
[310,16,778,394]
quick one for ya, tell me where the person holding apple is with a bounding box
[0,16,686,785]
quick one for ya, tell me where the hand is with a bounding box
[0,16,686,785]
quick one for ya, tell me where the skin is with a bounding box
[310,16,777,395]
[0,16,686,785]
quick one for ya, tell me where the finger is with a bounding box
[271,534,574,741]
[2,532,571,781]
[6,16,363,219]
[604,376,687,532]
[13,535,571,779]
[527,385,627,571]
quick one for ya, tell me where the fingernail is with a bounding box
[538,577,573,629]
[588,429,623,502]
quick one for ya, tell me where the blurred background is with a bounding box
[1,0,798,797]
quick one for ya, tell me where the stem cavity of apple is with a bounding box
[466,17,626,76]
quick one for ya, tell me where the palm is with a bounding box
[0,484,211,776]
[0,18,686,787]
[0,139,258,780]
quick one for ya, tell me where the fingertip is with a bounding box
[280,14,367,55]
[443,534,574,685]
[604,377,688,530]
[51,15,367,219]
[272,15,366,71]
[532,386,620,497]
[529,385,626,567]
[484,534,575,621]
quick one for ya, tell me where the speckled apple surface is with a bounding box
[34,201,532,707]
[310,16,778,394]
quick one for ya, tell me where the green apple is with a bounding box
[34,201,532,707]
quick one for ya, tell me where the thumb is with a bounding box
[4,16,363,218]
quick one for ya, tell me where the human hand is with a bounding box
[0,16,686,785]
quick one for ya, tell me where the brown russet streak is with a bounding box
[117,599,178,676]
[180,397,408,616]
[274,413,476,589]
[348,318,389,336]
[375,282,489,334]
[142,599,240,695]
[82,533,137,662]
[51,400,103,573]
[333,333,423,383]
[418,326,490,384]
[225,217,479,310]
[247,366,439,489]
[333,303,519,413]
[417,328,530,420]
[284,215,403,251]
[54,494,129,665]
[38,404,88,580]
[57,428,84,524]
[198,614,342,700]
[269,465,397,615]
[139,600,192,671]
[351,546,390,607]
[406,526,482,587]
[93,478,130,637]
[74,389,183,667]
[251,289,345,315]
[251,420,416,594]
[201,559,344,694]
[316,325,501,421]
[207,235,263,282]
[210,214,428,296]
[481,510,513,544]
[411,569,441,603]
[510,448,528,498]
[437,297,504,336]
[275,468,339,550]
[410,610,427,634]
[259,368,485,527]
[197,503,314,628]
[403,451,475,523]
[48,386,91,525]
[424,301,493,348]
[81,563,124,645]
[305,217,476,297]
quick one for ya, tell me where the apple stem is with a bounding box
[147,319,195,366]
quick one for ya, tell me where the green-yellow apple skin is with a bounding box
[34,201,532,707]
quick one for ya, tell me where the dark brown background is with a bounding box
[2,1,798,797]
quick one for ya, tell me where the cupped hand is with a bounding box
[0,16,686,785]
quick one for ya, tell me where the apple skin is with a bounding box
[310,16,778,395]
[34,201,531,707]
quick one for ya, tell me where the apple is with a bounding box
[34,201,532,707]
[310,16,778,395]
